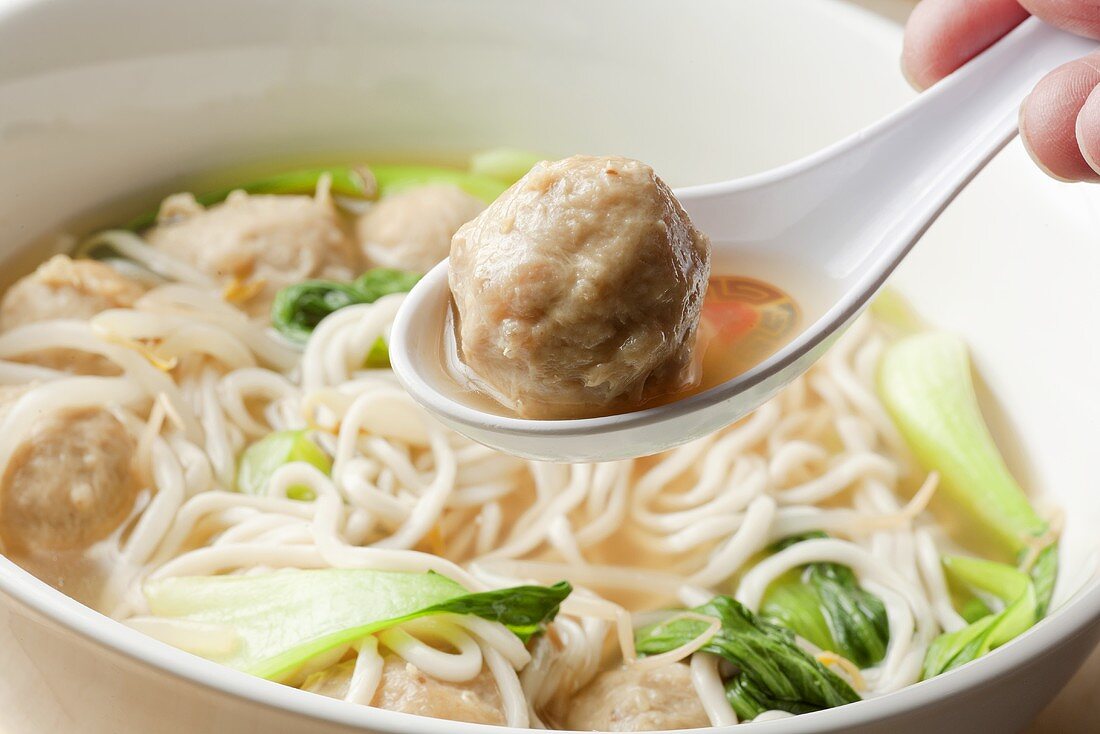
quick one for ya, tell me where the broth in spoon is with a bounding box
[434,257,805,420]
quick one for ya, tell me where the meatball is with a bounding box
[147,189,361,316]
[1,255,146,330]
[0,386,138,552]
[0,255,147,374]
[303,654,504,725]
[358,184,485,272]
[449,155,710,419]
[565,663,710,732]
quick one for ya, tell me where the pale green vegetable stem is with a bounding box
[877,332,1047,556]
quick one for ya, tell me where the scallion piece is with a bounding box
[236,430,332,502]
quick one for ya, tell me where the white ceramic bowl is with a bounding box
[1,1,1099,732]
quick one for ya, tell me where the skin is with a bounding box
[903,0,1100,181]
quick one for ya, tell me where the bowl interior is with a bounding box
[0,0,911,240]
[0,0,1098,728]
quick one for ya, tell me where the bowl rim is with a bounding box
[1,0,1099,731]
[4,551,1100,733]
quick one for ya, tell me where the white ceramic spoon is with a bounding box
[390,18,1095,462]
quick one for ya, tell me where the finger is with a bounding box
[1019,52,1100,181]
[902,0,1030,90]
[1018,0,1100,39]
[1074,83,1100,175]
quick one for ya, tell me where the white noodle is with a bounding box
[346,637,384,706]
[691,652,738,726]
[0,257,1014,730]
[916,529,967,632]
[378,619,483,683]
[481,638,530,728]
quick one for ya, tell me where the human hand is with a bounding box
[903,0,1100,181]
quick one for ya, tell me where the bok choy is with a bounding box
[126,166,376,231]
[877,332,1050,557]
[921,555,1036,678]
[877,331,1057,675]
[124,150,533,233]
[468,148,543,186]
[143,569,571,680]
[270,268,421,345]
[634,596,860,720]
[371,164,510,203]
[761,533,889,668]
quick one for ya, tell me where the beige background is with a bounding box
[856,1,1100,731]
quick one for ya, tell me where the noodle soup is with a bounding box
[0,158,1058,731]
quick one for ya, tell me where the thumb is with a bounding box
[1019,51,1100,181]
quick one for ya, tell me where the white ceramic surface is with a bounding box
[1,1,1099,733]
[391,17,1095,464]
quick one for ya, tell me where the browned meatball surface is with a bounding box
[303,654,504,725]
[148,189,360,316]
[358,184,485,272]
[449,155,710,419]
[0,255,146,374]
[565,663,710,732]
[0,387,138,552]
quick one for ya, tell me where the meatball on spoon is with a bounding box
[392,19,1094,462]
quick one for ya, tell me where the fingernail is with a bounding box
[1074,91,1100,180]
[900,57,922,92]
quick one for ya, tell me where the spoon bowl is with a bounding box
[391,18,1096,462]
[391,257,834,461]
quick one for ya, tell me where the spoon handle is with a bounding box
[680,18,1096,278]
[838,17,1098,269]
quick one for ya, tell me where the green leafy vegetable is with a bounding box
[237,430,331,501]
[144,570,570,680]
[270,281,366,343]
[922,556,1036,678]
[762,557,889,668]
[634,596,860,721]
[353,269,423,303]
[271,268,422,344]
[421,581,572,643]
[126,166,375,231]
[1029,543,1059,619]
[878,332,1057,679]
[371,164,508,203]
[760,570,834,658]
[468,148,543,185]
[877,333,1049,557]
